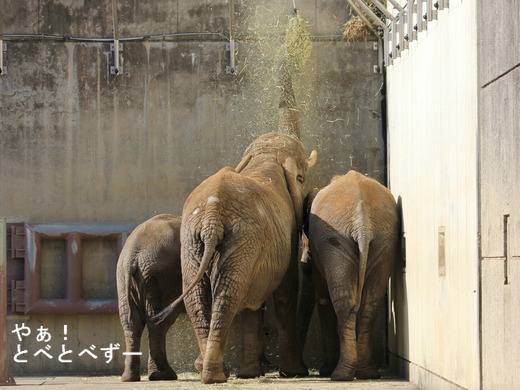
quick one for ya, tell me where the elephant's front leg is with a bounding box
[237,308,265,378]
[273,258,309,378]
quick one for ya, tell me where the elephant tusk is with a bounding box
[307,150,317,168]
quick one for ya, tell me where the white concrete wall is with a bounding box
[386,2,479,389]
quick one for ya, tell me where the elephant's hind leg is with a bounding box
[273,257,309,378]
[146,315,178,381]
[323,243,359,381]
[237,308,265,378]
[355,247,393,380]
[121,321,145,381]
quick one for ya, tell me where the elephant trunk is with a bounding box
[277,59,301,140]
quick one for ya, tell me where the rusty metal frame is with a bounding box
[1,217,23,386]
[24,223,135,315]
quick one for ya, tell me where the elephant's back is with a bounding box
[121,214,182,285]
[183,166,293,235]
[311,170,398,240]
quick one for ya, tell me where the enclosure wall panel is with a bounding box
[386,2,479,389]
[479,28,520,389]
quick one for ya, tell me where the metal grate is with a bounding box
[345,0,450,67]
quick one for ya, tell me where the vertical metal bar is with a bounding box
[416,0,424,33]
[0,40,3,76]
[384,28,390,65]
[504,215,510,285]
[399,10,405,51]
[0,5,4,76]
[229,0,235,73]
[111,0,120,75]
[426,0,433,21]
[407,0,415,43]
[392,19,398,58]
[0,218,15,385]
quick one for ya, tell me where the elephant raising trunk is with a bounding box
[153,133,316,384]
[278,59,301,139]
[277,9,311,140]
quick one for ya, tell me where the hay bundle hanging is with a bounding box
[343,16,371,41]
[277,10,312,140]
[343,0,386,41]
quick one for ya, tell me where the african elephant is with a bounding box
[153,132,317,384]
[299,170,399,381]
[116,214,184,381]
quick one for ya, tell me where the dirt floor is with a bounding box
[10,370,418,389]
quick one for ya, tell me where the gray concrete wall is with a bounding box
[478,1,520,388]
[1,1,385,376]
[386,2,480,389]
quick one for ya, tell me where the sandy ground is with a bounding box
[9,370,419,389]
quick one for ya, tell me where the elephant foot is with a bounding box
[201,369,228,384]
[194,355,203,373]
[279,361,309,378]
[121,369,141,382]
[356,366,381,380]
[319,363,336,377]
[149,367,178,381]
[237,362,264,379]
[331,366,355,381]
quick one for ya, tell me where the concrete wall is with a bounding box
[386,2,480,389]
[479,1,520,388]
[1,1,385,376]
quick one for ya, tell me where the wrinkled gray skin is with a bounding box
[299,171,399,381]
[116,214,184,382]
[154,132,316,384]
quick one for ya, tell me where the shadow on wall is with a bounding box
[388,195,410,379]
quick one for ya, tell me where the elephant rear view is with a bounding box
[306,170,399,381]
[154,132,316,384]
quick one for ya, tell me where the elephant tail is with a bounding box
[151,212,224,325]
[354,238,370,314]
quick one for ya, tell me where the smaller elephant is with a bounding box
[116,214,184,381]
[299,170,399,381]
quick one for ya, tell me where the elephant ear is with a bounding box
[235,154,252,173]
[303,188,319,236]
[279,155,304,231]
